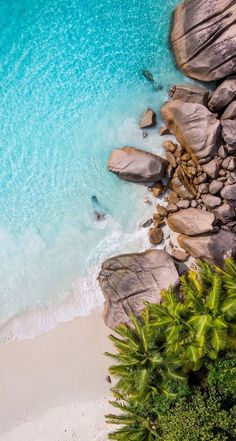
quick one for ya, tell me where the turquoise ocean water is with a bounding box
[0,0,185,339]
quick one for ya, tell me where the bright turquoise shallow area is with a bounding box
[0,0,184,334]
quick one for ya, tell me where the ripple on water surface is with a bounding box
[0,0,185,339]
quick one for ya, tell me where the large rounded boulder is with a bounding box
[170,84,209,106]
[161,100,221,159]
[98,249,179,329]
[178,230,236,266]
[108,147,167,184]
[171,0,236,81]
[209,77,236,112]
[167,208,217,236]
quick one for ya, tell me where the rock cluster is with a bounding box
[104,80,236,324]
[104,79,236,326]
[100,0,236,329]
[159,84,236,224]
[151,81,236,264]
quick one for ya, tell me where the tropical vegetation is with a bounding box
[105,258,236,440]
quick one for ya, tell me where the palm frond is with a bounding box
[188,314,211,348]
[218,258,236,297]
[205,273,222,314]
[108,334,139,354]
[180,272,204,312]
[210,326,227,352]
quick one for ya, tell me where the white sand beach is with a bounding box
[0,309,113,441]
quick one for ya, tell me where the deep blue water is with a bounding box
[0,0,185,336]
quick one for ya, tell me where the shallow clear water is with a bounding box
[0,0,185,338]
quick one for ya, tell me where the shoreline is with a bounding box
[0,307,113,440]
[0,154,161,344]
[0,101,169,345]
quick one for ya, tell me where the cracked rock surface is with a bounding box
[171,0,236,81]
[98,249,179,329]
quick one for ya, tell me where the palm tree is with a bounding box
[105,313,186,401]
[148,258,236,370]
[106,395,158,441]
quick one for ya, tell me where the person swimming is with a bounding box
[91,195,108,221]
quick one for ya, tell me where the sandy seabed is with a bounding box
[0,308,113,441]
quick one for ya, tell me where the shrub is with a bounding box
[157,388,236,441]
[207,350,236,399]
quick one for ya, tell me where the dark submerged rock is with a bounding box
[141,69,154,83]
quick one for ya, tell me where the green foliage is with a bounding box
[147,258,236,371]
[106,384,189,441]
[105,258,236,440]
[106,398,157,441]
[158,388,236,441]
[207,351,236,398]
[105,313,187,402]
